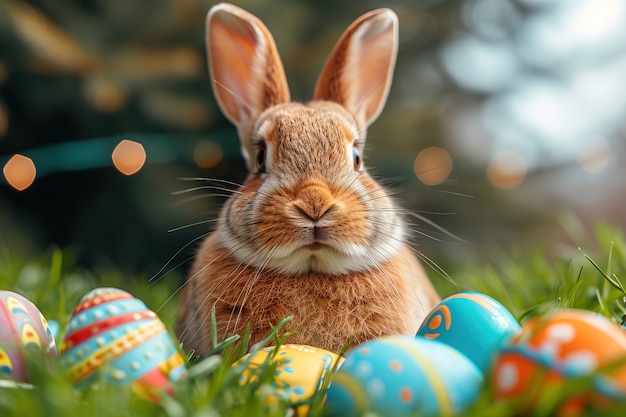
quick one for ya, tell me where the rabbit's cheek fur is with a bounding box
[210,105,409,276]
[217,168,406,276]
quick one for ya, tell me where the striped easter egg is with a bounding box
[0,290,57,383]
[60,288,186,400]
[325,335,482,417]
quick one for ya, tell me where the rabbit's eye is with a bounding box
[352,147,362,171]
[255,146,266,172]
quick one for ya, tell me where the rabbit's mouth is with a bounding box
[303,242,324,251]
[299,240,335,255]
[302,225,330,252]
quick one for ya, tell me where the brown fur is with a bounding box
[178,234,439,353]
[176,3,440,356]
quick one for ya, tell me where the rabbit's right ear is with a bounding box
[206,4,290,162]
[314,9,398,132]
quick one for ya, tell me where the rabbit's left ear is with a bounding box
[314,9,398,131]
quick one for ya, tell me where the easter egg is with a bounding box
[0,290,57,383]
[492,309,626,414]
[60,288,186,400]
[325,335,482,417]
[237,344,342,415]
[417,291,521,372]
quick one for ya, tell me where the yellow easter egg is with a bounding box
[237,344,343,415]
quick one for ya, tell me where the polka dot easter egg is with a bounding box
[0,290,57,383]
[325,335,482,417]
[237,344,342,416]
[60,288,186,400]
[417,291,521,372]
[493,309,626,415]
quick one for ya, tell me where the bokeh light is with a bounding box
[194,140,223,169]
[3,154,36,191]
[414,147,453,186]
[0,0,625,271]
[85,79,126,113]
[441,35,518,94]
[442,0,626,172]
[577,139,613,174]
[111,140,146,175]
[487,151,527,190]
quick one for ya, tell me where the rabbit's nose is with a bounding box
[292,181,336,222]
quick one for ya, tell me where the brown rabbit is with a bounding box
[176,3,440,355]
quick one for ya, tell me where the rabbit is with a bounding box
[176,2,440,356]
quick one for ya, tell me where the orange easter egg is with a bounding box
[493,309,626,415]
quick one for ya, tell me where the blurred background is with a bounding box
[0,0,624,278]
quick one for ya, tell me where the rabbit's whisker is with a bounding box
[404,211,466,243]
[435,189,475,199]
[179,243,255,346]
[172,185,243,196]
[363,222,455,286]
[172,193,237,207]
[213,79,254,115]
[229,246,279,336]
[151,231,212,284]
[175,248,235,347]
[178,177,244,187]
[192,228,282,341]
[415,250,456,285]
[360,245,412,331]
[168,218,220,233]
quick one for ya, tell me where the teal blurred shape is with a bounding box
[0,130,240,184]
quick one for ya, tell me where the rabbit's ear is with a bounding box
[314,9,398,130]
[207,4,290,137]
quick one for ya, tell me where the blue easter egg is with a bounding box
[60,288,187,400]
[325,335,482,417]
[417,291,521,372]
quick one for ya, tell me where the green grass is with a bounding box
[1,223,626,416]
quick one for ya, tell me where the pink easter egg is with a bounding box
[0,290,57,383]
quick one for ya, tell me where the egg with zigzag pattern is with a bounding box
[60,287,186,401]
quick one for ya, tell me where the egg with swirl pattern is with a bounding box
[417,291,521,372]
[493,309,626,415]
